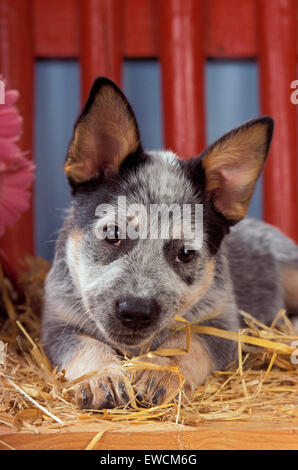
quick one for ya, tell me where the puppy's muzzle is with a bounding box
[116,297,160,330]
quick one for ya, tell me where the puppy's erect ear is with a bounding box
[200,117,274,223]
[64,77,141,186]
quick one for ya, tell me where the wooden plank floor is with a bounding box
[0,421,298,450]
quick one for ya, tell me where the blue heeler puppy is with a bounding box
[41,77,298,409]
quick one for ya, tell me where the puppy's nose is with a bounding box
[116,297,159,330]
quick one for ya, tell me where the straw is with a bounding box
[85,430,106,450]
[4,377,64,425]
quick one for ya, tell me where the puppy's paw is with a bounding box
[63,336,131,409]
[133,333,214,407]
[76,368,130,410]
[133,356,191,407]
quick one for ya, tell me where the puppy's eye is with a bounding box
[175,247,195,263]
[104,225,121,247]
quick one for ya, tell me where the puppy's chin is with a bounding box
[106,329,155,348]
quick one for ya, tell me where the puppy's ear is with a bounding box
[64,77,141,187]
[200,117,273,223]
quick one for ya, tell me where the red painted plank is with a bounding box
[0,0,35,278]
[79,0,123,103]
[258,0,298,242]
[159,0,206,159]
[32,0,298,59]
[206,0,256,58]
[124,0,158,57]
[33,0,78,58]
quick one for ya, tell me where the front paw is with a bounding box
[132,356,192,407]
[131,334,214,407]
[76,368,130,410]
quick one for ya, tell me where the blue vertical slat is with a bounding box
[205,60,262,219]
[123,60,163,150]
[34,60,80,261]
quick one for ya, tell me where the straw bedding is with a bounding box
[0,256,298,443]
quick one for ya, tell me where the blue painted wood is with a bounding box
[206,60,262,220]
[34,60,80,261]
[123,60,163,150]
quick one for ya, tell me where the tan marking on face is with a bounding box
[281,266,298,310]
[69,229,83,244]
[179,259,216,315]
[67,230,84,291]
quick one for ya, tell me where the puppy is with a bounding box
[41,77,298,409]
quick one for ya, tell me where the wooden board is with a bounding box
[0,421,298,450]
[33,0,298,59]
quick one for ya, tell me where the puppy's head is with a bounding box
[64,77,273,348]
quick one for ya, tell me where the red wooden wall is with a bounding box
[0,0,297,276]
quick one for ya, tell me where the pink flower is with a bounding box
[0,82,35,237]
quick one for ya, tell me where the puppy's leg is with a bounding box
[133,332,214,406]
[64,335,130,409]
[42,324,129,409]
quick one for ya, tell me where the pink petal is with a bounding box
[0,187,32,235]
[0,137,22,162]
[0,190,31,236]
[4,89,19,106]
[4,162,35,188]
[0,80,34,237]
[0,108,22,139]
[0,161,35,235]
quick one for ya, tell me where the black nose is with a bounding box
[116,297,159,330]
